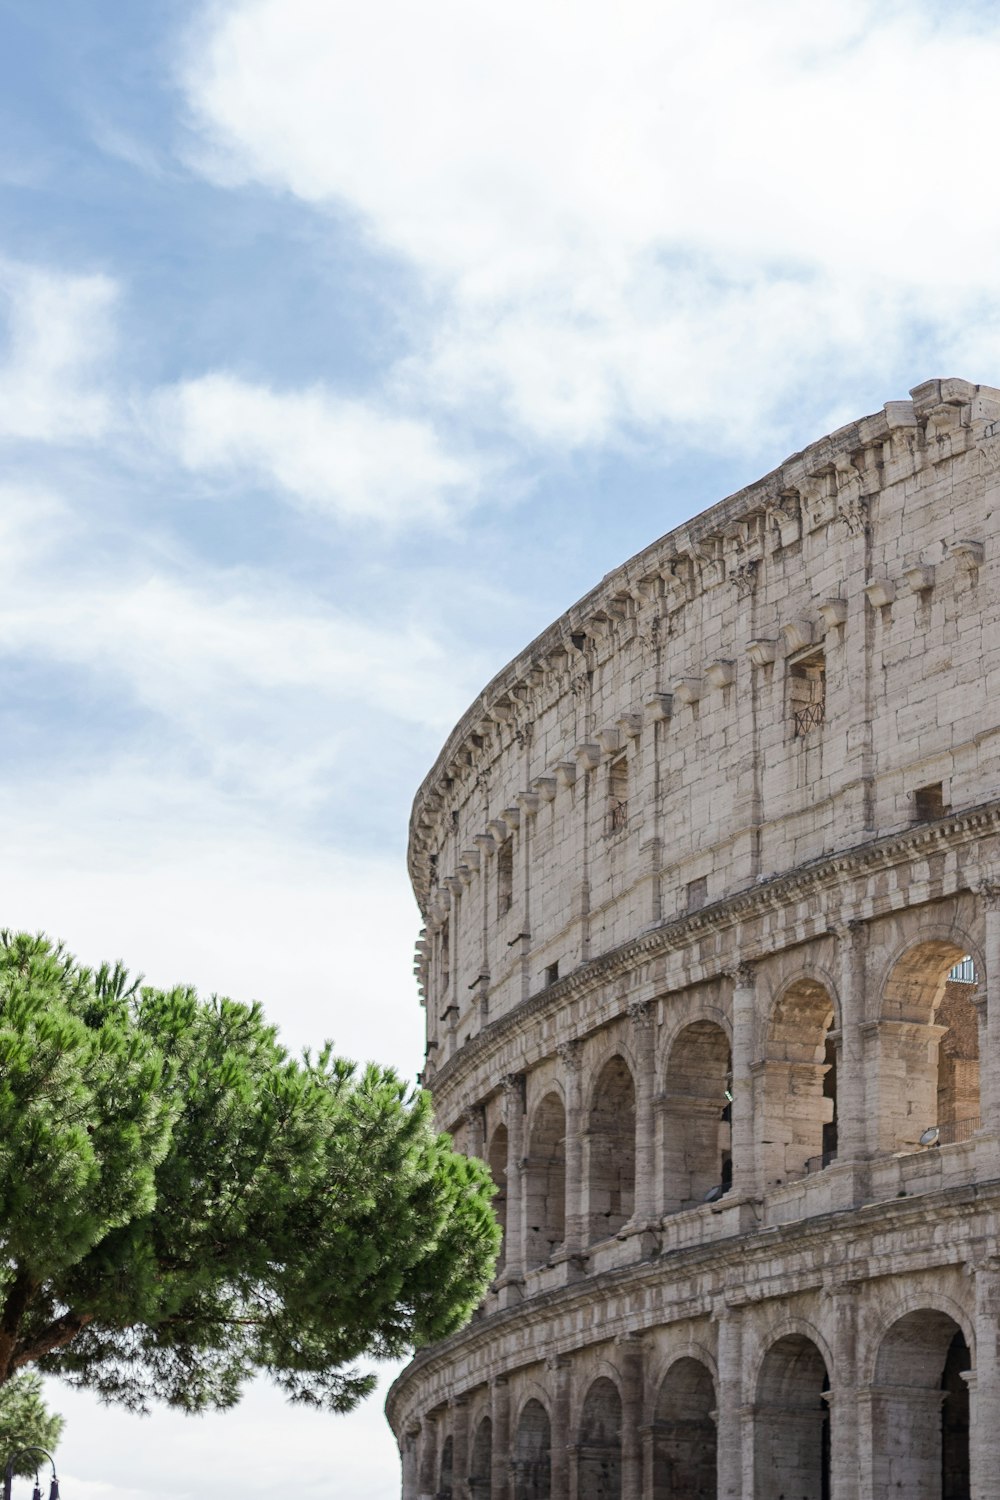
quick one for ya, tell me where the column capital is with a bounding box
[727,960,756,988]
[627,999,654,1030]
[501,1071,525,1102]
[828,917,865,942]
[557,1039,582,1072]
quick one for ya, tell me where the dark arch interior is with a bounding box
[652,1357,717,1500]
[469,1415,492,1500]
[662,1020,732,1211]
[761,980,837,1186]
[578,1377,622,1500]
[873,1309,970,1500]
[587,1057,636,1241]
[525,1091,567,1268]
[512,1398,551,1500]
[487,1123,508,1275]
[438,1433,453,1500]
[754,1334,830,1500]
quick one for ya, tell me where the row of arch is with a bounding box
[429,1307,972,1499]
[485,936,981,1267]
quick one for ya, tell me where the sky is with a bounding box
[1,0,1000,1495]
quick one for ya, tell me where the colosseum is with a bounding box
[386,377,1000,1500]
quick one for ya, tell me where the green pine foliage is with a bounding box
[0,1373,63,1477]
[0,932,500,1414]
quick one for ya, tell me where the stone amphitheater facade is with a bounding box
[386,378,1000,1500]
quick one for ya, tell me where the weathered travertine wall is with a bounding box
[388,379,1000,1500]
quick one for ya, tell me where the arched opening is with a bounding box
[877,942,980,1153]
[587,1057,636,1242]
[759,979,837,1187]
[512,1398,551,1500]
[438,1434,453,1500]
[469,1415,492,1499]
[578,1377,622,1500]
[525,1092,566,1268]
[661,1021,732,1211]
[652,1357,717,1500]
[487,1123,508,1277]
[754,1334,830,1499]
[872,1309,970,1500]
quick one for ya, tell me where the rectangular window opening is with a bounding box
[606,753,629,834]
[497,841,514,916]
[913,781,946,821]
[686,875,707,913]
[545,961,559,987]
[789,647,826,738]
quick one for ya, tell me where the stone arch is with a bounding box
[660,1019,732,1211]
[577,1375,622,1500]
[511,1396,551,1500]
[487,1123,508,1276]
[469,1413,492,1499]
[758,975,839,1187]
[753,1331,830,1499]
[524,1091,566,1268]
[586,1055,636,1242]
[438,1432,454,1500]
[875,935,981,1153]
[651,1355,717,1500]
[871,1307,971,1500]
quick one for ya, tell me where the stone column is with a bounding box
[402,1424,420,1500]
[728,964,758,1198]
[828,1282,861,1500]
[979,880,1000,1135]
[639,1422,655,1500]
[490,1377,510,1500]
[971,1256,1000,1499]
[833,920,867,1165]
[500,1073,525,1295]
[453,1396,470,1500]
[559,1041,586,1259]
[463,1103,486,1162]
[618,1333,645,1500]
[418,1412,438,1500]
[548,1354,571,1500]
[714,1304,744,1500]
[629,1002,657,1225]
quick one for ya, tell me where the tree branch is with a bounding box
[0,1266,38,1383]
[12,1309,94,1370]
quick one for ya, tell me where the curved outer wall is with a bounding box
[388,378,1000,1500]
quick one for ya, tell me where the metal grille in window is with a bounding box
[948,956,976,984]
[605,799,628,834]
[793,701,825,737]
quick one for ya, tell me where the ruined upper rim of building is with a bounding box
[408,376,1000,908]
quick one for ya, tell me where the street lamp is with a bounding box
[2,1447,59,1500]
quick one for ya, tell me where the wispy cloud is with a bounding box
[182,0,1000,452]
[0,259,117,442]
[153,372,482,526]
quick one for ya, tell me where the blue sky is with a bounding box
[2,1,1000,1495]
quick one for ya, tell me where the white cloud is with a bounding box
[0,259,116,442]
[0,484,482,805]
[181,0,1000,451]
[155,372,480,526]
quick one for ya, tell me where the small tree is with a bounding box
[0,932,499,1413]
[0,1374,63,1478]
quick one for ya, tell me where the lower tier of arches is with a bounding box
[390,1190,1000,1500]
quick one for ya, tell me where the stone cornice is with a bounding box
[385,1173,1000,1431]
[426,799,1000,1111]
